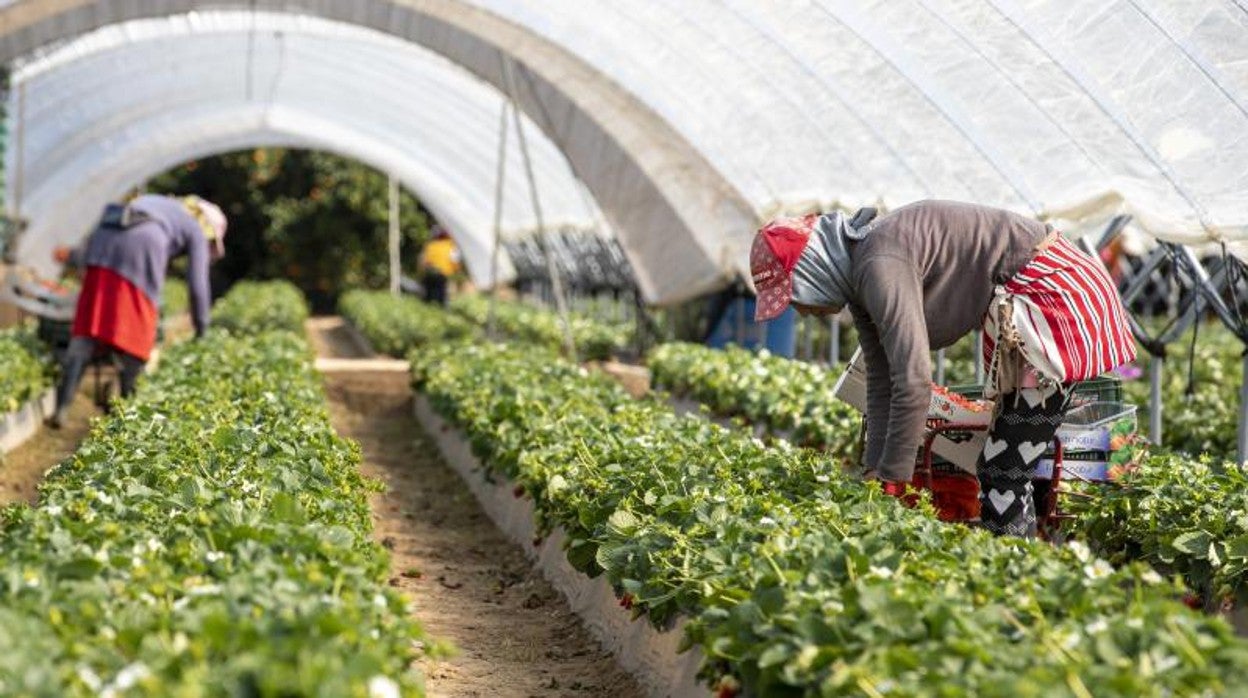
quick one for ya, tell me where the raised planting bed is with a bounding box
[0,330,425,696]
[451,294,631,361]
[648,342,859,461]
[411,341,1248,697]
[0,389,54,454]
[338,289,476,357]
[210,279,310,335]
[0,323,58,453]
[413,395,704,696]
[648,341,1248,628]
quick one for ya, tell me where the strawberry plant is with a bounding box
[411,341,1248,697]
[210,280,310,335]
[450,294,630,361]
[338,290,476,356]
[0,323,56,414]
[1121,323,1241,459]
[0,327,424,695]
[161,277,190,317]
[647,338,1248,620]
[1064,451,1248,612]
[648,343,859,461]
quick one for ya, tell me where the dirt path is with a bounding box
[306,316,372,358]
[309,318,642,698]
[0,391,95,506]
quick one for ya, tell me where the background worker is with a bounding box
[416,226,462,306]
[750,200,1136,537]
[47,194,227,427]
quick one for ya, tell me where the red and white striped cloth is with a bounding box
[982,235,1136,388]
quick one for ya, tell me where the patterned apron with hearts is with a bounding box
[977,234,1135,537]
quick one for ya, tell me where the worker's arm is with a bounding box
[851,305,890,471]
[52,245,84,267]
[854,255,932,482]
[184,224,212,337]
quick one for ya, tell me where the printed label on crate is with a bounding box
[1034,455,1110,482]
[1055,404,1138,452]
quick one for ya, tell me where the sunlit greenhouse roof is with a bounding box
[5,11,615,289]
[3,1,1248,302]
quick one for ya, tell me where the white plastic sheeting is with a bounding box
[3,1,1248,304]
[6,12,605,288]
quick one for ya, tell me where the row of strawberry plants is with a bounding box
[338,290,476,356]
[0,329,425,696]
[210,280,310,335]
[411,341,1248,697]
[647,342,1248,617]
[1064,453,1248,612]
[648,342,858,462]
[450,294,630,361]
[0,322,56,414]
[1120,325,1241,459]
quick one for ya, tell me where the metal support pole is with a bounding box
[802,316,814,359]
[935,348,946,385]
[1150,356,1164,446]
[487,101,509,339]
[736,301,746,346]
[388,175,400,297]
[502,57,577,361]
[974,331,985,384]
[829,316,841,365]
[1240,354,1248,465]
[13,81,25,222]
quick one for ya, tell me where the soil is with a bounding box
[306,316,372,358]
[308,317,643,698]
[0,390,95,506]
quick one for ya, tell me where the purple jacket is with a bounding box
[79,195,212,336]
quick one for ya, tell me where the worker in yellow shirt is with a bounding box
[416,226,462,306]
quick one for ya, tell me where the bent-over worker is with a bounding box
[750,200,1136,537]
[48,194,227,427]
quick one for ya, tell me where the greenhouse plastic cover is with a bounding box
[3,1,1248,305]
[3,12,609,290]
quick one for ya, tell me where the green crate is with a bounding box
[947,376,1121,406]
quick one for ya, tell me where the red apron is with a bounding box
[72,266,159,362]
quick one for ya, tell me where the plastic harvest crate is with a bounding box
[947,376,1123,406]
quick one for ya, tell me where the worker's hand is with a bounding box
[878,479,925,510]
[52,246,72,263]
[880,481,908,498]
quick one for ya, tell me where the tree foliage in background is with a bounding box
[148,149,433,312]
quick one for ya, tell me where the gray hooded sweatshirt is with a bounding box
[796,200,1047,481]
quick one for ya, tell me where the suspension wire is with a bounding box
[487,97,510,340]
[1186,305,1199,398]
[501,56,578,362]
